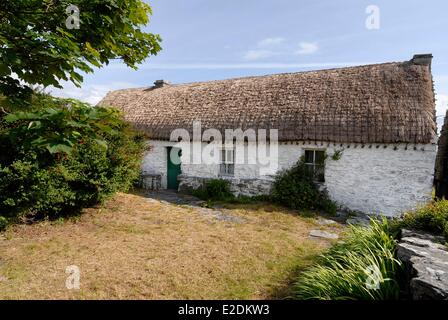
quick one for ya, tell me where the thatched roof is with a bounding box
[99,55,436,143]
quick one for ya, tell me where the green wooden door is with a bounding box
[167,147,182,190]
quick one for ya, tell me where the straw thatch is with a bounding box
[99,58,436,143]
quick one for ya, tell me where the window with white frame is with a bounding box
[220,147,235,176]
[304,149,326,182]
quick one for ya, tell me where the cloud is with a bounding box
[436,93,448,116]
[49,81,138,105]
[106,61,372,70]
[295,42,319,55]
[243,50,276,61]
[435,93,448,132]
[257,37,285,47]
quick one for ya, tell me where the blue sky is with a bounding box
[53,0,448,119]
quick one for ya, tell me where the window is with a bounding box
[304,150,325,182]
[220,148,235,176]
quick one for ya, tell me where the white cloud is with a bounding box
[106,61,373,70]
[435,93,448,132]
[257,37,285,47]
[295,42,319,55]
[436,93,448,117]
[243,50,275,61]
[49,81,138,105]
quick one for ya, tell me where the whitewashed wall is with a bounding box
[143,140,436,217]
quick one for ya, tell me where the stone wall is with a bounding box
[142,139,437,217]
[397,229,448,300]
[178,174,274,197]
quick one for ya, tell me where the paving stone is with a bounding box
[309,230,339,240]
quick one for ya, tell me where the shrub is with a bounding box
[0,96,145,220]
[192,179,234,201]
[294,219,402,300]
[0,216,8,231]
[271,158,337,214]
[391,200,448,241]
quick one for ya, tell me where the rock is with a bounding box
[346,212,372,227]
[397,229,448,300]
[309,230,339,240]
[346,217,370,227]
[178,175,274,197]
[401,229,446,244]
[316,217,337,225]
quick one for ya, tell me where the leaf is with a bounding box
[0,63,10,77]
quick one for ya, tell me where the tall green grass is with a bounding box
[294,219,402,300]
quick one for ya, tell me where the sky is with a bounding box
[52,0,448,123]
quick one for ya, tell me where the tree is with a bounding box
[0,0,161,104]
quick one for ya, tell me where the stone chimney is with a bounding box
[411,54,433,69]
[153,80,171,88]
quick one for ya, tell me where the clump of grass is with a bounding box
[293,219,402,300]
[391,200,448,241]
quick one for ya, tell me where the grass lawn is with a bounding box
[0,191,344,299]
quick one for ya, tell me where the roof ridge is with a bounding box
[109,61,404,93]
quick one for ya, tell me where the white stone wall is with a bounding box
[323,143,436,217]
[142,140,437,217]
[142,140,175,189]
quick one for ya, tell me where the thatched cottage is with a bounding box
[100,54,437,217]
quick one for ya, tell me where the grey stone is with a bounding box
[140,173,162,191]
[346,216,371,227]
[397,229,448,300]
[178,175,273,198]
[309,230,339,240]
[145,190,244,224]
[316,217,337,225]
[401,229,445,244]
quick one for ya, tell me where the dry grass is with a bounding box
[0,192,344,300]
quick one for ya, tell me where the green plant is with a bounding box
[391,200,448,241]
[2,97,122,158]
[331,149,344,161]
[294,219,402,300]
[0,216,8,231]
[0,97,145,220]
[192,179,234,201]
[0,0,161,105]
[271,158,337,215]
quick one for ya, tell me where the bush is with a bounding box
[0,96,145,220]
[192,179,234,201]
[391,200,448,241]
[294,219,402,300]
[271,158,337,214]
[0,216,8,231]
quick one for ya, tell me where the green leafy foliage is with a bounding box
[391,200,448,241]
[0,0,161,104]
[331,149,344,161]
[271,158,337,215]
[0,216,8,231]
[1,97,122,162]
[294,219,403,300]
[192,179,234,201]
[0,96,145,219]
